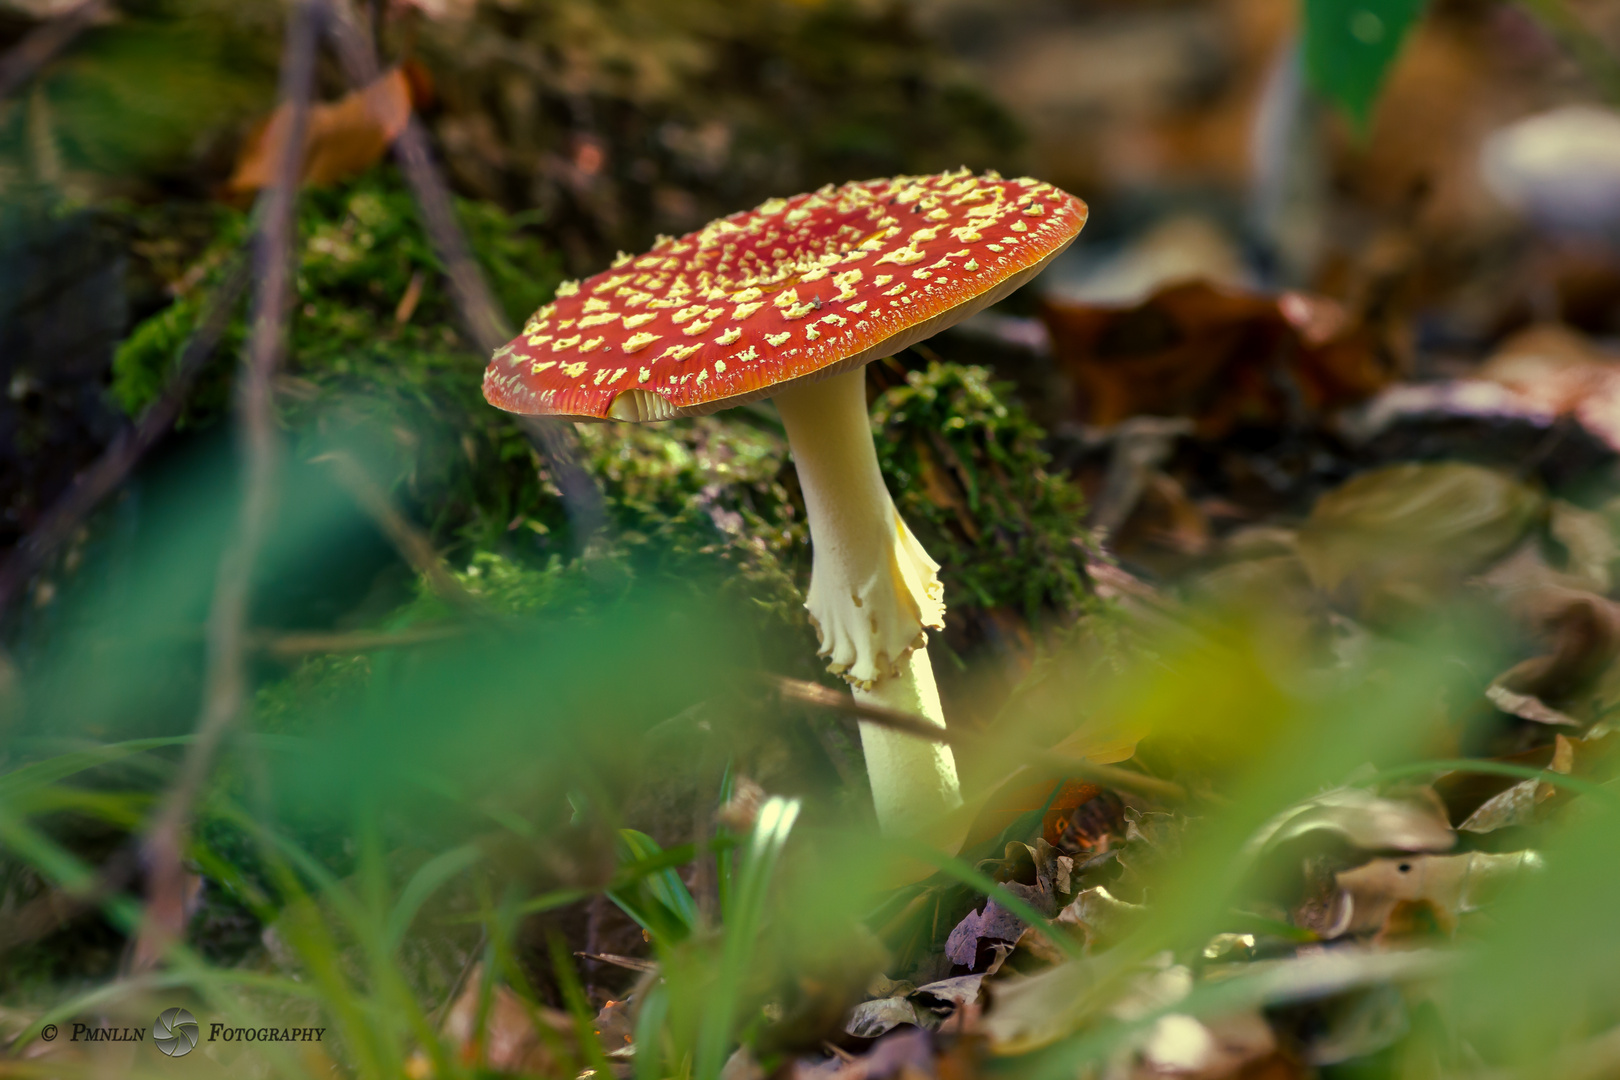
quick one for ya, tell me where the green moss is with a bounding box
[252,654,373,738]
[110,172,566,551]
[872,362,1096,625]
[110,290,203,417]
[580,412,811,631]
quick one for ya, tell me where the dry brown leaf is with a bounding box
[1334,851,1540,938]
[945,840,1074,969]
[843,974,988,1039]
[1358,325,1620,456]
[1485,585,1620,727]
[1055,885,1147,952]
[228,68,415,195]
[440,965,576,1075]
[1431,732,1619,826]
[1042,280,1394,437]
[797,1028,934,1080]
[1456,734,1573,834]
[1478,324,1617,415]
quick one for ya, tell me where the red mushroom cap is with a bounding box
[483,169,1088,422]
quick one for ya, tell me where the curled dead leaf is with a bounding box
[1054,885,1147,951]
[1482,577,1620,728]
[843,974,988,1039]
[1247,786,1455,858]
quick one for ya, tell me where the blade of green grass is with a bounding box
[634,981,670,1080]
[0,736,191,800]
[694,796,800,1080]
[384,844,484,951]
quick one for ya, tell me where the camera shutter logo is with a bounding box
[153,1008,199,1058]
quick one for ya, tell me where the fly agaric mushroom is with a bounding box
[483,168,1088,837]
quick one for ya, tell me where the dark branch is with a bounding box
[323,1,606,543]
[315,450,486,613]
[0,0,109,101]
[133,0,326,973]
[0,255,252,618]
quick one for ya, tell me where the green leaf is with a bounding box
[1302,0,1428,127]
[634,982,671,1080]
[608,829,700,943]
[384,845,483,951]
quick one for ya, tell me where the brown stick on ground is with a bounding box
[0,256,252,618]
[0,0,110,101]
[132,0,326,974]
[253,624,468,658]
[323,2,606,542]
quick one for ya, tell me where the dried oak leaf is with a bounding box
[1055,885,1146,952]
[228,68,417,195]
[944,841,1073,969]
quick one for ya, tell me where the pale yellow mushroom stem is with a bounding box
[773,366,963,837]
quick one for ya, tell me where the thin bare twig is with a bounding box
[322,1,606,542]
[0,0,110,101]
[133,0,326,973]
[764,673,1187,803]
[313,450,485,613]
[575,951,658,974]
[0,255,252,618]
[252,624,469,658]
[518,416,607,542]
